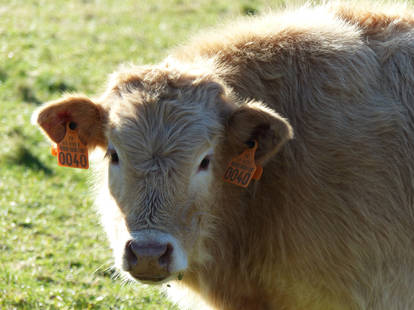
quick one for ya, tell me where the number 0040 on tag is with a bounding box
[55,123,89,169]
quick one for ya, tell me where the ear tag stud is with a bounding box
[50,122,89,169]
[223,140,263,187]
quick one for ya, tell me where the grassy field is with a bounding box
[0,0,286,309]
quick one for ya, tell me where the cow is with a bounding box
[34,2,414,309]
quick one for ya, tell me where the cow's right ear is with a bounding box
[33,95,107,149]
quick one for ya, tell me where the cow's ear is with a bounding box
[33,95,107,149]
[226,100,293,165]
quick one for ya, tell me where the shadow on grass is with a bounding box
[17,76,77,105]
[17,84,42,105]
[241,4,258,15]
[2,144,53,175]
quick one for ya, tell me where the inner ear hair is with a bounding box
[227,100,293,165]
[34,95,108,150]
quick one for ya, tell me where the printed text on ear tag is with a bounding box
[223,141,263,187]
[51,122,89,169]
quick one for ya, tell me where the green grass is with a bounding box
[0,0,286,308]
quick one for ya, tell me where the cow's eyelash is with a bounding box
[105,148,119,164]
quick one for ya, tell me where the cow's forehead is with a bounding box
[106,93,222,173]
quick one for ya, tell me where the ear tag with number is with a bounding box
[223,141,262,188]
[50,122,89,169]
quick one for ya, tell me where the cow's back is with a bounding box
[172,3,414,309]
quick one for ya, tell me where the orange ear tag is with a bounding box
[50,122,89,169]
[223,141,263,188]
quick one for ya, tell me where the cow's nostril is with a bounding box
[159,243,173,268]
[124,239,138,269]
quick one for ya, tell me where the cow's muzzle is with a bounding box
[124,239,172,281]
[122,230,187,283]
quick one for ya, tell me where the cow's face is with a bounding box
[34,64,292,284]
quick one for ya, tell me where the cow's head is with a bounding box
[34,62,293,284]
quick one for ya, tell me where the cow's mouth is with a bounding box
[130,273,169,283]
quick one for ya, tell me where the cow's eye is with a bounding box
[199,156,210,171]
[105,148,119,164]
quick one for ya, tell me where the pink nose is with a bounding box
[124,239,173,282]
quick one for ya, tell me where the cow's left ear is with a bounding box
[226,100,293,165]
[33,95,107,150]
